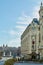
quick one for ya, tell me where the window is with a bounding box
[32,27,35,30]
[38,27,40,31]
[42,35,43,40]
[42,16,43,18]
[32,45,34,49]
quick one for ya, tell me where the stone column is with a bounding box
[3,52,5,56]
[10,51,11,56]
[40,53,42,59]
[36,31,39,54]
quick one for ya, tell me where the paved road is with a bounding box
[14,62,43,65]
[0,61,4,65]
[0,61,43,65]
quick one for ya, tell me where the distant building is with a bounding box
[0,45,21,57]
[21,2,43,59]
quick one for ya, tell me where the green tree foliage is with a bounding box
[4,58,17,65]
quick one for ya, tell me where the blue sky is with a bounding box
[0,0,43,47]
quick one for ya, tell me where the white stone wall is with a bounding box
[21,31,32,56]
[21,22,39,58]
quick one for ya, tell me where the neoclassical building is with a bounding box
[21,2,43,59]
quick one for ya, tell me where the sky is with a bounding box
[0,0,43,47]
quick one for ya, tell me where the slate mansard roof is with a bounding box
[21,18,39,39]
[33,18,39,25]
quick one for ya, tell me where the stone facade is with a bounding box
[21,2,43,59]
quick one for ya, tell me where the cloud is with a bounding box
[32,5,40,19]
[16,21,29,25]
[2,30,16,35]
[16,25,26,29]
[9,30,16,35]
[18,12,32,24]
[16,12,32,36]
[16,15,32,25]
[6,38,21,47]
